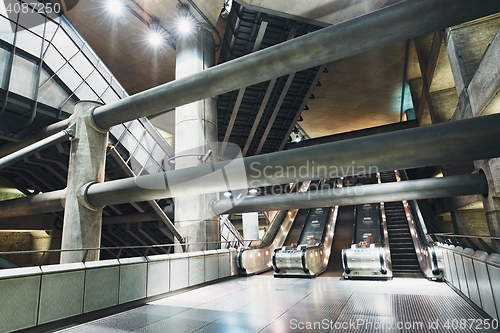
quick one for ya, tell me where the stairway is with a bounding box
[380,172,421,273]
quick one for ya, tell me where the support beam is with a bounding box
[242,78,277,156]
[213,173,488,214]
[0,119,70,158]
[2,113,500,217]
[91,0,500,130]
[0,189,64,219]
[86,112,500,207]
[0,128,72,171]
[255,72,295,155]
[60,101,108,264]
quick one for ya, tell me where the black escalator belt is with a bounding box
[380,171,421,274]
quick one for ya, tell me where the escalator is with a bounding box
[324,206,355,275]
[283,209,310,246]
[380,171,421,274]
[272,205,337,277]
[235,182,311,275]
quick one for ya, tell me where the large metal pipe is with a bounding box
[86,112,500,207]
[91,0,500,130]
[213,173,488,214]
[0,119,70,158]
[0,129,72,171]
[0,189,65,219]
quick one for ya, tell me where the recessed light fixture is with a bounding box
[149,31,162,46]
[107,0,122,14]
[177,17,193,34]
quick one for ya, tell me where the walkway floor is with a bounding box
[54,274,498,333]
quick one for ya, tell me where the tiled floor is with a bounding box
[55,274,498,332]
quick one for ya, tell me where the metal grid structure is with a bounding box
[0,1,176,257]
[217,2,322,156]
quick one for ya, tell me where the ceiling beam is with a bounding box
[213,173,488,214]
[92,0,500,130]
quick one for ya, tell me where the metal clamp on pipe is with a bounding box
[78,182,106,211]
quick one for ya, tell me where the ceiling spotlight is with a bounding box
[249,188,258,194]
[223,191,232,197]
[177,17,193,34]
[107,0,122,14]
[149,31,162,46]
[148,20,164,46]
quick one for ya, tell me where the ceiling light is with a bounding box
[223,191,232,197]
[294,134,301,142]
[177,17,193,34]
[107,0,122,14]
[149,31,162,46]
[249,188,258,194]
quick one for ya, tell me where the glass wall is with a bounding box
[0,0,173,172]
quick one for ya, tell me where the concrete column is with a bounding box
[60,101,108,263]
[242,212,259,242]
[174,26,219,252]
[444,17,500,240]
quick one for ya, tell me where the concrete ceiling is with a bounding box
[59,0,420,142]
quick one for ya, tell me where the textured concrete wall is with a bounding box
[452,210,490,236]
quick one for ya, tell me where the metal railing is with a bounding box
[220,215,245,249]
[429,233,500,254]
[0,240,247,269]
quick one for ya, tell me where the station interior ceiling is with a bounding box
[1,0,499,256]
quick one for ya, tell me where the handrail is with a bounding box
[0,240,255,268]
[429,233,500,254]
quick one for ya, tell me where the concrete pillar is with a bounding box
[60,101,108,263]
[174,26,219,252]
[242,212,259,243]
[444,17,500,240]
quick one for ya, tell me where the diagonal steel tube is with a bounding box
[212,173,488,214]
[92,0,500,130]
[0,128,72,171]
[85,112,500,207]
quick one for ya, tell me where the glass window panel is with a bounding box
[60,98,76,114]
[0,2,9,16]
[152,145,167,166]
[61,20,84,49]
[51,28,78,60]
[119,130,138,151]
[19,9,45,36]
[133,144,149,166]
[86,70,107,96]
[43,44,65,72]
[141,132,156,153]
[144,156,161,174]
[16,29,42,56]
[38,69,69,108]
[110,123,126,140]
[0,47,9,89]
[0,15,14,44]
[69,51,93,78]
[46,8,60,22]
[74,82,98,101]
[100,87,120,104]
[44,20,59,43]
[10,55,37,98]
[110,78,122,96]
[96,62,112,83]
[82,44,98,66]
[128,120,144,140]
[57,63,82,91]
